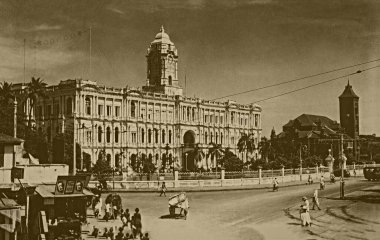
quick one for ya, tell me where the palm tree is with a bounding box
[237,133,256,164]
[0,81,14,103]
[207,142,224,170]
[27,77,47,128]
[191,143,205,171]
[258,136,277,163]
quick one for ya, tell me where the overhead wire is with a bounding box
[211,58,380,101]
[251,65,380,104]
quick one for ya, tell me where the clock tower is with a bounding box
[143,26,183,96]
[339,81,360,160]
[339,81,359,138]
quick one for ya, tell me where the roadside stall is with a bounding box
[28,176,93,240]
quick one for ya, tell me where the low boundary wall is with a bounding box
[89,169,363,190]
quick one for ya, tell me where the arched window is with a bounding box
[115,127,119,143]
[131,101,136,118]
[205,132,208,144]
[85,97,91,115]
[141,128,145,143]
[155,129,159,143]
[221,133,223,144]
[169,130,172,144]
[192,108,195,121]
[168,76,172,85]
[106,127,111,143]
[210,132,213,143]
[47,126,51,142]
[162,130,166,143]
[216,132,218,144]
[148,129,152,143]
[115,154,120,168]
[106,154,111,166]
[98,126,102,143]
[66,97,72,115]
[155,153,159,165]
[187,107,190,121]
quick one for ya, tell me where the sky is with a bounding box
[0,0,379,137]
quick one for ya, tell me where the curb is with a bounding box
[98,181,320,193]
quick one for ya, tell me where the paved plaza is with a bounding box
[82,178,380,240]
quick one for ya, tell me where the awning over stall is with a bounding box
[35,184,93,205]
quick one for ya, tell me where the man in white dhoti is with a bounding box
[300,196,312,227]
[312,189,321,210]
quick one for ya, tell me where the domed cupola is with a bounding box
[153,26,173,45]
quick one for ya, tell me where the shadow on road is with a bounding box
[326,194,380,204]
[159,214,186,220]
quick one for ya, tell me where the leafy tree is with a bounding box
[24,128,50,163]
[303,155,323,168]
[82,152,92,170]
[92,149,112,175]
[221,149,244,171]
[52,132,81,170]
[142,155,156,173]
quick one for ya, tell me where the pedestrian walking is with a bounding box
[308,175,313,185]
[312,189,321,210]
[132,208,143,239]
[159,182,167,197]
[353,168,357,177]
[300,196,312,227]
[273,178,279,191]
[320,175,325,190]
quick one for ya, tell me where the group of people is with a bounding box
[299,189,322,227]
[90,195,149,239]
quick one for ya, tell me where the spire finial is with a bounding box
[347,79,350,86]
[160,25,165,33]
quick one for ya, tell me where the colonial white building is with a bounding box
[18,26,262,172]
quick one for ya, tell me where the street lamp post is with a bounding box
[185,152,188,172]
[112,166,115,190]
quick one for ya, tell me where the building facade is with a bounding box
[17,27,262,172]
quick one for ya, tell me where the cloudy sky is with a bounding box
[1,0,379,137]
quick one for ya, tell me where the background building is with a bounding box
[14,27,262,172]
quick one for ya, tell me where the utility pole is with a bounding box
[72,112,76,175]
[299,144,303,181]
[340,134,347,199]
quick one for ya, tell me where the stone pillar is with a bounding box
[281,166,285,177]
[221,168,225,180]
[258,166,262,184]
[174,170,179,188]
[316,165,319,175]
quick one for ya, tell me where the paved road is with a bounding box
[85,178,379,240]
